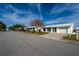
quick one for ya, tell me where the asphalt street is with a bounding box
[0,31,79,56]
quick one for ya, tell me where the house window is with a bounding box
[47,28,51,32]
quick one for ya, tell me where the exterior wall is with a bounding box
[45,28,48,32]
[51,27,53,32]
[67,23,74,34]
[41,28,44,32]
[42,25,73,34]
[35,27,44,32]
[56,26,73,34]
[53,23,73,34]
[36,23,74,34]
[56,27,60,33]
[56,27,68,33]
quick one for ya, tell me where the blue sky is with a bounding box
[0,3,79,28]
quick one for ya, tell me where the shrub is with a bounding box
[29,29,36,33]
[35,32,48,35]
[63,34,79,41]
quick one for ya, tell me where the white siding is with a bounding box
[57,27,68,33]
[41,23,74,34]
[67,23,74,34]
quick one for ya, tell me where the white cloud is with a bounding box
[45,13,79,27]
[0,4,41,27]
[7,4,21,13]
[46,4,79,27]
[1,12,40,27]
[51,4,79,15]
[51,6,65,14]
[1,3,79,28]
[28,3,43,20]
[45,18,65,25]
[37,3,43,20]
[51,5,68,15]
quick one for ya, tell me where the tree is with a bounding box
[9,24,25,31]
[0,21,6,31]
[30,19,44,32]
[8,26,14,30]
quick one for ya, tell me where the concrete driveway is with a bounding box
[0,31,79,56]
[39,33,67,40]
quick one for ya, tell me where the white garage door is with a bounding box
[58,28,68,33]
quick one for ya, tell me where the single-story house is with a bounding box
[28,23,74,34]
[41,23,74,34]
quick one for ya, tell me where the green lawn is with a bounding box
[27,30,48,35]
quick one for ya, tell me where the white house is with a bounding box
[41,23,74,34]
[28,23,74,34]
